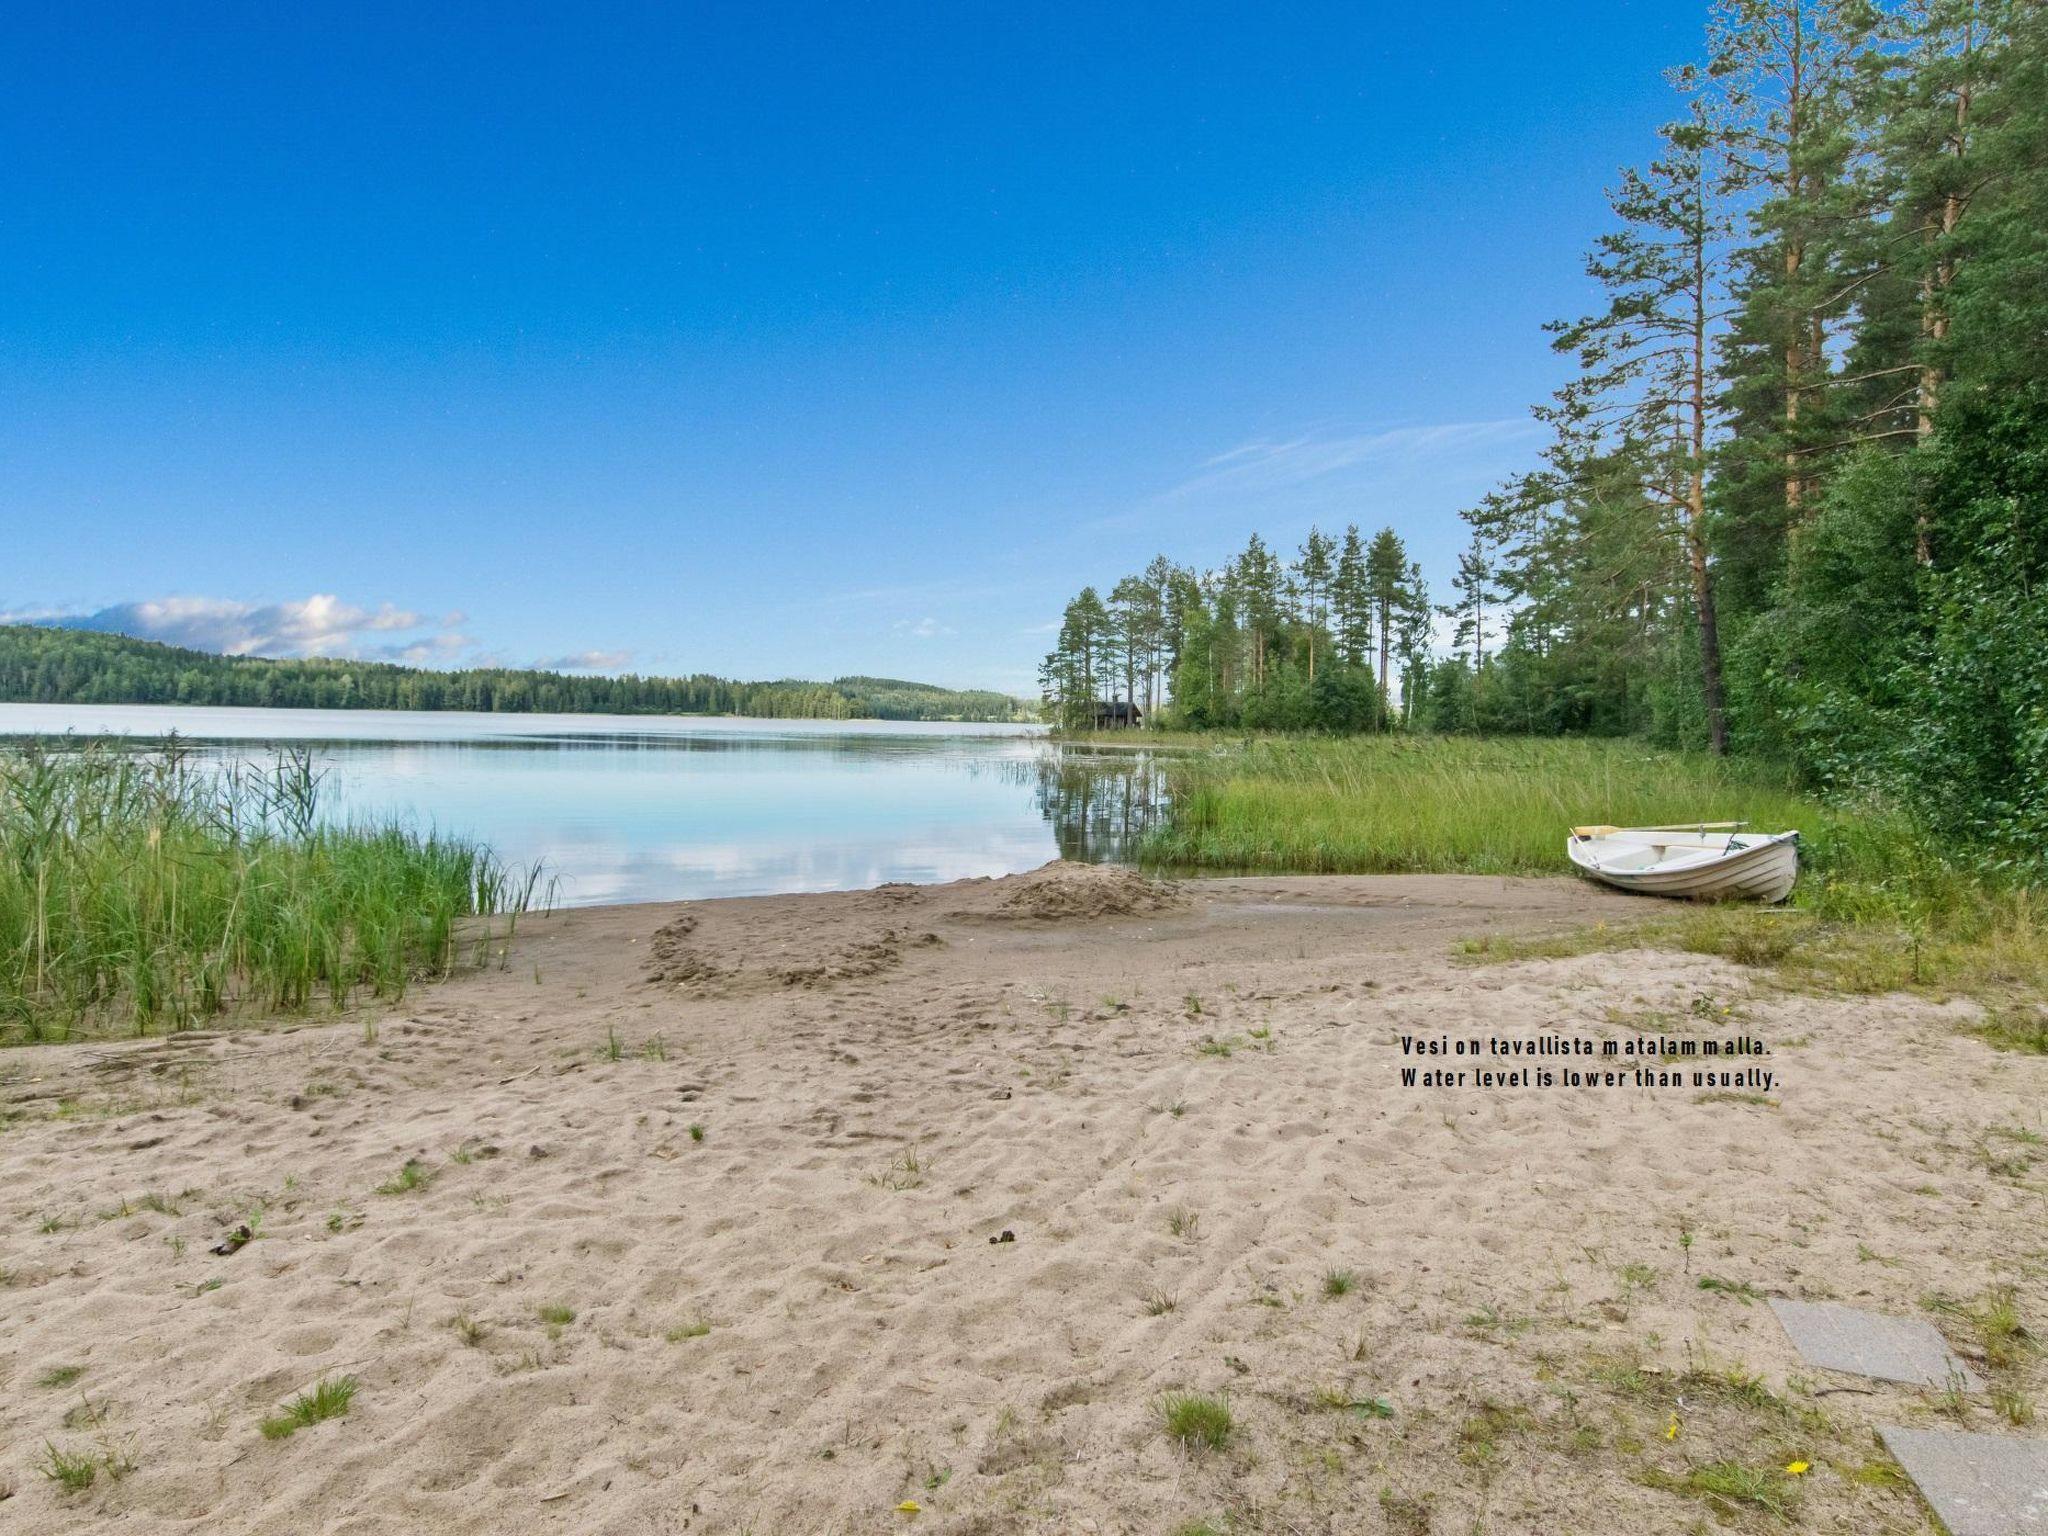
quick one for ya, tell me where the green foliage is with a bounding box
[0,626,1027,723]
[0,742,537,1042]
[1044,527,1422,734]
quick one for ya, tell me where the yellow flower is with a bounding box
[1785,1461,1809,1476]
[1665,1412,1679,1441]
[896,1502,922,1515]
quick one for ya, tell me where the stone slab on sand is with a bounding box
[1768,1297,1983,1389]
[1878,1427,2048,1535]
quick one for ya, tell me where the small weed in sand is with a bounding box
[40,1441,98,1493]
[1158,1391,1232,1452]
[688,1123,705,1143]
[38,1213,67,1233]
[1153,1098,1190,1118]
[869,1146,928,1190]
[602,1026,624,1062]
[1195,1035,1237,1059]
[1971,1286,2034,1369]
[1171,1522,1226,1536]
[1462,1302,1532,1335]
[452,1313,487,1347]
[38,1365,85,1389]
[165,1234,186,1260]
[1144,1290,1179,1317]
[538,1304,576,1328]
[1991,1385,2036,1426]
[1618,1263,1658,1292]
[1322,1268,1358,1299]
[1676,1217,1695,1270]
[376,1159,432,1196]
[641,1034,667,1061]
[1457,1400,1536,1466]
[326,1208,362,1233]
[1182,993,1204,1017]
[259,1376,357,1441]
[1856,1243,1900,1267]
[666,1319,711,1342]
[1640,1461,1794,1518]
[1312,1386,1393,1419]
[1696,1275,1762,1305]
[1166,1204,1201,1240]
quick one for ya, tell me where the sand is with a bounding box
[2,862,2042,1534]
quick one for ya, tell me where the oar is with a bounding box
[1570,821,1748,838]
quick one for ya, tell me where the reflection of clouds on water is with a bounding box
[0,704,1173,907]
[547,827,1062,906]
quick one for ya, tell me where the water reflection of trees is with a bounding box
[1008,748,1172,862]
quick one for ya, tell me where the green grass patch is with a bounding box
[1131,734,2045,1003]
[1158,1390,1233,1452]
[258,1375,358,1440]
[1139,736,1817,877]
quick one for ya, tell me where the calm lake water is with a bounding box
[0,703,1167,906]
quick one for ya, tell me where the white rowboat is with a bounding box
[1566,823,1799,903]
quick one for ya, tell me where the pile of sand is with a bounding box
[976,859,1188,921]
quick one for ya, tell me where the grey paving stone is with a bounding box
[1769,1297,1982,1389]
[1879,1427,2048,1535]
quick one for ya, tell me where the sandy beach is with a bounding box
[3,863,2041,1534]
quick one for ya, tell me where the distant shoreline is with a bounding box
[0,623,1033,725]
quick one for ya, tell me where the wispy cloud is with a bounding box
[532,649,634,672]
[2,594,479,662]
[1161,419,1541,503]
[893,616,956,639]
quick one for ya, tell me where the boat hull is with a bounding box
[1566,832,1799,904]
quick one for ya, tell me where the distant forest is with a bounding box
[0,626,1029,723]
[1045,0,2045,865]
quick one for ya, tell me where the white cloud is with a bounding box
[533,649,634,672]
[893,616,956,639]
[1162,419,1542,503]
[5,593,476,663]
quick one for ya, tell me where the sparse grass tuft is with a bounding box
[258,1375,358,1440]
[38,1364,85,1389]
[1639,1461,1794,1518]
[376,1158,432,1196]
[1166,1204,1201,1240]
[868,1145,927,1190]
[1158,1391,1233,1452]
[40,1441,98,1492]
[1322,1268,1358,1298]
[538,1304,576,1327]
[1696,1274,1762,1305]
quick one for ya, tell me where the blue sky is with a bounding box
[3,2,1703,694]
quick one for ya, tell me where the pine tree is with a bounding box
[1332,525,1371,669]
[1292,527,1336,682]
[1545,100,1736,752]
[1707,0,1868,608]
[1363,527,1409,724]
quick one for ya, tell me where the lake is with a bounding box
[0,703,1167,906]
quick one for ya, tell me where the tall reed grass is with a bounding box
[1138,736,1821,876]
[0,741,544,1043]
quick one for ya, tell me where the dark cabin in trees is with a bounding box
[1092,700,1141,729]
